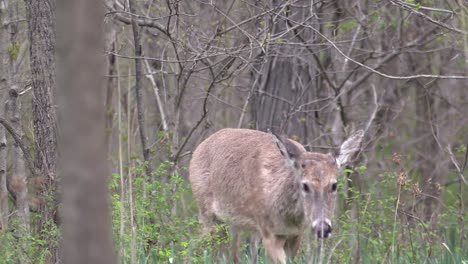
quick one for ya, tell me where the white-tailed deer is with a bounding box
[189,128,363,263]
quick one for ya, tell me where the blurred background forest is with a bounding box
[0,0,467,263]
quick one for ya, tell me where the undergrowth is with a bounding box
[107,160,467,263]
[0,159,466,263]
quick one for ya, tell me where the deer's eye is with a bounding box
[331,182,338,192]
[302,182,311,193]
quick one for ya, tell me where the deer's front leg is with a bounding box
[284,235,302,258]
[263,234,287,264]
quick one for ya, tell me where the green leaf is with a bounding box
[358,165,368,172]
[456,144,466,154]
[340,19,358,32]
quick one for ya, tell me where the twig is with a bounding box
[281,14,468,80]
[339,14,454,95]
[364,85,379,134]
[2,18,27,27]
[171,56,237,163]
[19,85,32,96]
[105,10,195,20]
[216,3,287,36]
[392,1,455,14]
[107,50,245,64]
[104,3,168,35]
[391,1,466,35]
[143,59,168,133]
[446,143,467,185]
[311,28,466,79]
[461,135,468,175]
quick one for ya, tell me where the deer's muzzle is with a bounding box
[312,219,332,238]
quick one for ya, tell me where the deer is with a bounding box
[189,128,364,264]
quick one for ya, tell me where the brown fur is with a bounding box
[189,128,363,263]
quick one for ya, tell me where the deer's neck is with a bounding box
[275,170,305,228]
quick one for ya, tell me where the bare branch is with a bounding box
[364,85,379,134]
[462,135,468,175]
[171,56,237,163]
[281,14,467,80]
[313,28,466,80]
[392,1,455,14]
[104,3,168,35]
[391,1,467,35]
[446,145,467,185]
[0,117,37,176]
[143,59,168,133]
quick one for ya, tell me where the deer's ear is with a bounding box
[272,133,301,166]
[335,130,364,168]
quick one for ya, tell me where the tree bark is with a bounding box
[25,0,59,262]
[25,0,57,177]
[57,0,115,263]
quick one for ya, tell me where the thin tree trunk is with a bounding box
[0,1,9,231]
[6,88,30,235]
[58,0,115,263]
[6,0,30,242]
[117,44,127,260]
[104,10,116,155]
[105,49,116,154]
[127,65,137,264]
[411,60,442,228]
[129,0,152,177]
[0,95,7,230]
[144,59,168,133]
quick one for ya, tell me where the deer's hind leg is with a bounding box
[249,233,260,264]
[231,228,240,264]
[232,230,260,264]
[198,206,216,234]
[198,208,233,261]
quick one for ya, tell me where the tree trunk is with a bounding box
[57,0,115,263]
[25,0,57,177]
[25,0,59,262]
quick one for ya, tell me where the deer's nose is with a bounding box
[313,220,332,238]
